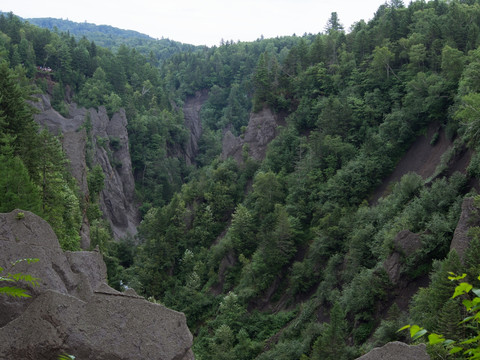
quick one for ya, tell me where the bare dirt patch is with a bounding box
[371,123,452,202]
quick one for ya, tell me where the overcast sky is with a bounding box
[1,0,389,46]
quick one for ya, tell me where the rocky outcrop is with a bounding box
[383,230,422,284]
[32,95,139,243]
[90,106,139,240]
[182,90,209,165]
[450,197,480,261]
[356,341,429,360]
[0,209,194,360]
[222,107,281,163]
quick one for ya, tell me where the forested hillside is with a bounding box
[2,1,480,358]
[24,16,202,62]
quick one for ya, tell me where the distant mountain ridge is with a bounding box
[2,12,204,61]
[27,17,154,41]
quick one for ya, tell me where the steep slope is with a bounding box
[371,123,473,203]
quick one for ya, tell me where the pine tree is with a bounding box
[437,298,464,341]
[0,155,42,214]
[410,251,463,331]
[311,302,349,360]
[0,62,38,173]
[252,52,271,111]
[464,236,480,287]
[325,12,344,34]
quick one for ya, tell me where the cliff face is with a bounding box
[0,209,194,360]
[32,95,140,244]
[182,90,209,165]
[221,107,282,163]
[88,105,139,240]
[450,197,480,261]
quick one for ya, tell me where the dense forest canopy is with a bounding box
[2,0,480,358]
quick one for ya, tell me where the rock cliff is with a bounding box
[222,107,282,163]
[383,230,422,284]
[0,209,194,360]
[182,90,209,165]
[32,95,140,244]
[450,197,480,261]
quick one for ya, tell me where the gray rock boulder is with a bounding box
[0,210,194,360]
[356,341,429,360]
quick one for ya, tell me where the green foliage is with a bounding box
[410,252,463,332]
[104,91,122,117]
[87,165,105,201]
[27,16,200,63]
[0,258,39,298]
[57,354,75,360]
[467,150,480,178]
[4,4,480,358]
[0,155,42,214]
[77,67,112,109]
[0,56,82,250]
[341,267,389,341]
[403,272,480,359]
[441,45,465,87]
[229,204,256,257]
[237,204,296,299]
[372,304,408,347]
[0,61,38,171]
[36,130,82,251]
[128,110,189,208]
[51,82,69,117]
[456,93,480,146]
[311,302,352,360]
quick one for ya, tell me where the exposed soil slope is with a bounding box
[371,123,452,202]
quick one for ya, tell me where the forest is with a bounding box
[2,0,480,358]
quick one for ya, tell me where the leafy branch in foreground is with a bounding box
[58,354,75,360]
[400,273,480,359]
[0,258,40,298]
[0,259,74,359]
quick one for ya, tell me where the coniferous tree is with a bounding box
[0,155,42,214]
[311,302,350,360]
[325,12,344,34]
[0,61,38,173]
